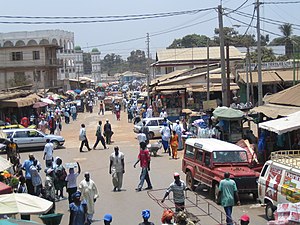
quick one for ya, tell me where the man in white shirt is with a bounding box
[137,130,147,144]
[79,124,91,152]
[109,146,125,192]
[43,139,53,167]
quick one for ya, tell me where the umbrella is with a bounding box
[0,219,43,225]
[74,89,81,94]
[0,156,12,171]
[66,90,76,96]
[213,107,244,120]
[0,193,53,215]
[40,98,55,105]
[80,89,95,96]
[97,82,108,88]
[32,102,48,109]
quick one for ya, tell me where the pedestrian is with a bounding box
[70,104,77,121]
[55,118,62,136]
[17,175,27,194]
[161,209,174,225]
[170,131,179,159]
[29,159,42,196]
[240,214,250,225]
[115,102,121,121]
[173,120,183,150]
[137,130,147,144]
[134,142,152,192]
[79,124,92,152]
[103,214,113,225]
[88,99,93,113]
[43,139,54,167]
[99,100,105,115]
[65,162,81,204]
[104,119,113,145]
[160,123,171,155]
[54,157,67,200]
[69,191,88,225]
[93,121,107,150]
[140,121,149,144]
[43,168,56,214]
[217,172,241,225]
[48,115,56,135]
[138,209,154,225]
[38,118,48,133]
[146,106,153,118]
[176,211,195,225]
[161,172,186,212]
[7,138,20,173]
[20,116,29,128]
[22,153,40,195]
[109,146,125,192]
[78,172,99,221]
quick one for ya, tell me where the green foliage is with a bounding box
[167,34,214,48]
[250,47,276,63]
[101,53,128,75]
[127,50,147,73]
[74,46,82,51]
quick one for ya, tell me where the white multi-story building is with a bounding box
[0,29,75,90]
[91,48,101,84]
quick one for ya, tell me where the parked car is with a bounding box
[182,138,259,202]
[133,117,172,139]
[0,128,65,150]
[258,150,300,220]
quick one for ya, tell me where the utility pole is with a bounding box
[218,5,227,106]
[256,0,263,106]
[146,33,150,104]
[226,43,231,106]
[206,39,210,101]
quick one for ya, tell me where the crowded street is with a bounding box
[8,108,266,225]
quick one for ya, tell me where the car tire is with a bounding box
[265,202,275,221]
[213,182,220,203]
[51,140,59,149]
[186,171,195,191]
[148,132,154,139]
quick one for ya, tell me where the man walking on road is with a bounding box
[217,172,241,225]
[79,124,92,152]
[140,121,149,144]
[109,146,125,192]
[93,121,107,150]
[43,139,53,167]
[79,172,99,222]
[161,172,186,212]
[134,142,152,192]
[104,119,113,145]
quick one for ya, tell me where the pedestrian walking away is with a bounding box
[7,138,20,173]
[104,119,113,145]
[137,130,147,144]
[217,172,241,225]
[78,172,99,221]
[138,209,154,225]
[160,123,171,155]
[173,119,183,150]
[109,146,125,192]
[93,121,107,150]
[79,124,92,152]
[43,139,54,167]
[54,157,67,200]
[29,159,42,196]
[99,100,105,115]
[161,172,186,212]
[69,191,88,225]
[65,162,81,204]
[134,142,152,192]
[140,121,150,144]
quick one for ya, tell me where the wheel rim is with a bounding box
[52,141,58,149]
[186,173,193,189]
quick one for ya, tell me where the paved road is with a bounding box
[17,109,267,225]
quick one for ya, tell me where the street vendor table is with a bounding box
[0,181,12,194]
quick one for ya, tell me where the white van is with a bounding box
[258,150,300,220]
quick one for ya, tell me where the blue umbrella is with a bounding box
[73,89,81,94]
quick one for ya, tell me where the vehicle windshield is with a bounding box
[212,151,248,163]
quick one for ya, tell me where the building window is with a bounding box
[33,51,40,60]
[11,52,23,61]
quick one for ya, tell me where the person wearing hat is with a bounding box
[240,214,250,225]
[161,209,174,224]
[138,209,154,225]
[103,214,112,225]
[217,172,240,225]
[161,172,186,212]
[69,191,88,225]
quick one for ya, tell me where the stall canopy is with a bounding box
[0,94,40,108]
[213,107,244,120]
[259,111,300,135]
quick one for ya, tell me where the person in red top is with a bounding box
[20,116,29,128]
[134,142,152,192]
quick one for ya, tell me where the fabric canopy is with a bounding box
[259,111,300,135]
[0,193,53,215]
[0,94,40,108]
[0,219,43,225]
[0,182,12,195]
[0,156,12,172]
[213,106,244,120]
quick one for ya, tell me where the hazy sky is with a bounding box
[1,0,299,58]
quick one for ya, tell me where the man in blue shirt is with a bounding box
[218,172,240,225]
[22,153,41,195]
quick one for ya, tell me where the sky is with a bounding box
[0,0,299,58]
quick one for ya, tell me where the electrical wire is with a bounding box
[263,1,300,4]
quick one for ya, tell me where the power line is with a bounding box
[263,1,300,4]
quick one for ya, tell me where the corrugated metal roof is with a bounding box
[156,46,245,62]
[238,70,282,84]
[264,83,300,107]
[150,69,187,85]
[251,103,300,118]
[187,83,239,92]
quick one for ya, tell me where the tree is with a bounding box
[167,34,213,48]
[127,50,147,73]
[250,47,276,63]
[279,23,293,58]
[101,53,127,75]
